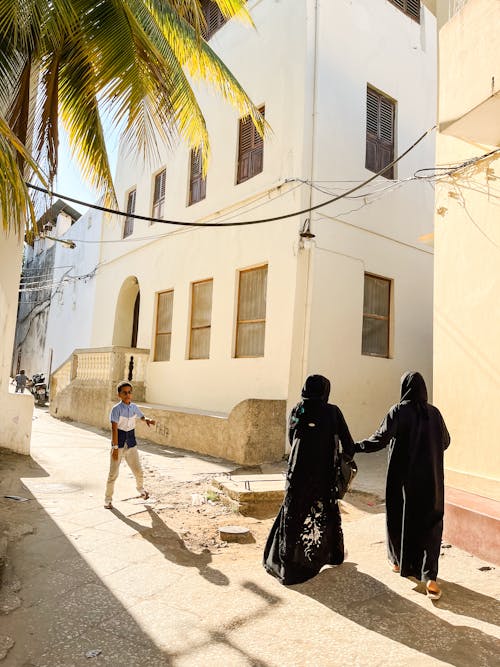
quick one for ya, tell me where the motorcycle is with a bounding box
[30,373,49,406]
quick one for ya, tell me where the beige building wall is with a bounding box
[0,229,33,454]
[434,0,500,500]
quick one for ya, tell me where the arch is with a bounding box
[112,276,140,347]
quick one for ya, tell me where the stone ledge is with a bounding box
[444,486,500,566]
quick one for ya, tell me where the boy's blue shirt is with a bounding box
[110,401,144,448]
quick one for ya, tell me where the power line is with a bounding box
[26,126,436,228]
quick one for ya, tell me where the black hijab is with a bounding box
[301,374,330,402]
[400,371,428,418]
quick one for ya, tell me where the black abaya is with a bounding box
[263,375,355,585]
[355,371,450,581]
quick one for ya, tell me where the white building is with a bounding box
[52,0,438,462]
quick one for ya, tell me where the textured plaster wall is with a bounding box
[0,229,33,454]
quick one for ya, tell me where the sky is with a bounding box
[54,124,120,216]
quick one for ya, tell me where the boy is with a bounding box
[104,381,156,509]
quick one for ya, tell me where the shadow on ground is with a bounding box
[295,562,500,667]
[111,507,230,586]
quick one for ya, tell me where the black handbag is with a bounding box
[334,449,358,499]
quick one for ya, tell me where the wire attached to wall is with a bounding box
[26,126,436,228]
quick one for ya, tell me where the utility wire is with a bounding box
[26,126,436,228]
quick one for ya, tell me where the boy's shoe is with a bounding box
[426,581,442,600]
[140,490,150,500]
[104,501,113,509]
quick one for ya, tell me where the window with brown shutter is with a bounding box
[201,0,227,39]
[154,289,174,361]
[237,105,264,184]
[123,189,136,238]
[365,87,395,179]
[188,149,206,205]
[189,279,213,359]
[388,0,420,23]
[235,265,267,357]
[362,274,391,358]
[152,168,166,220]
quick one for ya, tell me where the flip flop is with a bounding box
[426,582,442,600]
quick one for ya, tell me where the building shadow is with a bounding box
[111,506,230,586]
[294,562,499,667]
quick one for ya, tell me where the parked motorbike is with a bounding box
[30,373,48,406]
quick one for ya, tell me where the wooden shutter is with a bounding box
[123,189,136,238]
[362,274,391,357]
[365,88,395,179]
[152,169,166,218]
[189,279,213,359]
[235,265,267,357]
[154,290,173,361]
[189,149,206,205]
[388,0,420,22]
[201,1,227,39]
[237,105,265,184]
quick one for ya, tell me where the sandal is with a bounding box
[140,490,150,500]
[104,501,113,509]
[389,561,400,573]
[426,581,442,600]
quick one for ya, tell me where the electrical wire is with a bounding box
[25,126,436,228]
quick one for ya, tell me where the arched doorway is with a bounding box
[112,277,140,347]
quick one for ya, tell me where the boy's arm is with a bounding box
[111,422,119,460]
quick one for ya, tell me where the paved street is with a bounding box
[0,408,499,666]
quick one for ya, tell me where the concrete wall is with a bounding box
[0,229,33,454]
[434,0,500,501]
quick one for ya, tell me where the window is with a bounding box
[237,105,265,184]
[362,274,391,358]
[235,265,267,357]
[366,87,395,179]
[388,0,420,23]
[201,0,227,39]
[188,149,206,205]
[189,279,213,359]
[154,290,173,361]
[152,169,166,220]
[123,189,136,238]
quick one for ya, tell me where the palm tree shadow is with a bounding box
[111,506,229,587]
[294,562,499,667]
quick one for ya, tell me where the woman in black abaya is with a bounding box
[355,371,450,599]
[263,374,355,585]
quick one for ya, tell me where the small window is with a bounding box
[123,189,136,238]
[189,279,213,359]
[154,289,173,361]
[188,149,206,205]
[235,265,267,358]
[237,105,265,184]
[366,87,395,179]
[362,274,391,358]
[388,0,420,23]
[152,169,166,220]
[201,0,227,40]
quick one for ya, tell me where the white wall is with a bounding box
[289,0,437,434]
[0,229,33,454]
[91,0,309,413]
[45,208,103,373]
[90,0,437,431]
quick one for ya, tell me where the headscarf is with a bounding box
[301,374,330,402]
[400,371,428,418]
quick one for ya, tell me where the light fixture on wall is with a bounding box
[41,233,76,249]
[299,218,315,249]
